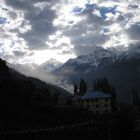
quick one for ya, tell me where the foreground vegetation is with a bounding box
[0,58,140,139]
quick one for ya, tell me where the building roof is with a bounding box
[72,95,82,101]
[81,91,111,100]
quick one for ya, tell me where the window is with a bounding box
[87,99,89,103]
[91,100,94,103]
[96,105,99,108]
[86,105,90,109]
[95,99,98,102]
[105,98,108,102]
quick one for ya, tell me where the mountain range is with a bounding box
[2,59,70,99]
[9,46,140,104]
[52,46,140,104]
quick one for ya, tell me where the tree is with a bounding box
[0,58,9,75]
[79,78,87,96]
[93,78,117,111]
[132,89,138,106]
[74,83,78,95]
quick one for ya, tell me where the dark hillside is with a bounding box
[0,58,93,131]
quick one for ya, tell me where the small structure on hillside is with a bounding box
[73,91,112,114]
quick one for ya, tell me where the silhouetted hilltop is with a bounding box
[0,58,70,97]
[0,58,52,115]
[0,58,72,114]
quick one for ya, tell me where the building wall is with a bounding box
[76,98,111,114]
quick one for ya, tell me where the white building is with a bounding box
[73,91,112,114]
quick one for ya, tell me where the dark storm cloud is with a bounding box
[8,11,17,19]
[2,0,140,64]
[20,7,57,49]
[129,4,139,9]
[13,50,34,58]
[5,0,58,50]
[13,50,26,57]
[5,0,33,10]
[70,31,109,55]
[63,6,110,55]
[127,22,140,40]
[5,0,59,9]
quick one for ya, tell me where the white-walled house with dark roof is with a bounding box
[73,91,112,114]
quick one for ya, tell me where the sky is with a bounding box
[0,0,140,64]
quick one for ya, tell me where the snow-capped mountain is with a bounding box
[9,46,140,103]
[54,46,140,74]
[10,58,62,75]
[39,58,62,72]
[67,47,115,65]
[53,46,140,104]
[54,47,116,74]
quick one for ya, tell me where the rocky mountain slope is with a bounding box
[53,47,140,104]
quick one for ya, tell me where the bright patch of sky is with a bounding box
[28,50,75,65]
[99,6,117,18]
[0,17,7,24]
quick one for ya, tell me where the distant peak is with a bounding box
[40,59,62,66]
[87,47,113,59]
[39,58,62,72]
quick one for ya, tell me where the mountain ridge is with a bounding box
[52,46,140,104]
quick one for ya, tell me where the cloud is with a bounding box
[60,3,112,55]
[0,0,63,63]
[0,0,140,64]
[126,22,140,40]
[5,0,58,50]
[64,0,140,54]
[1,0,140,92]
[13,50,26,57]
